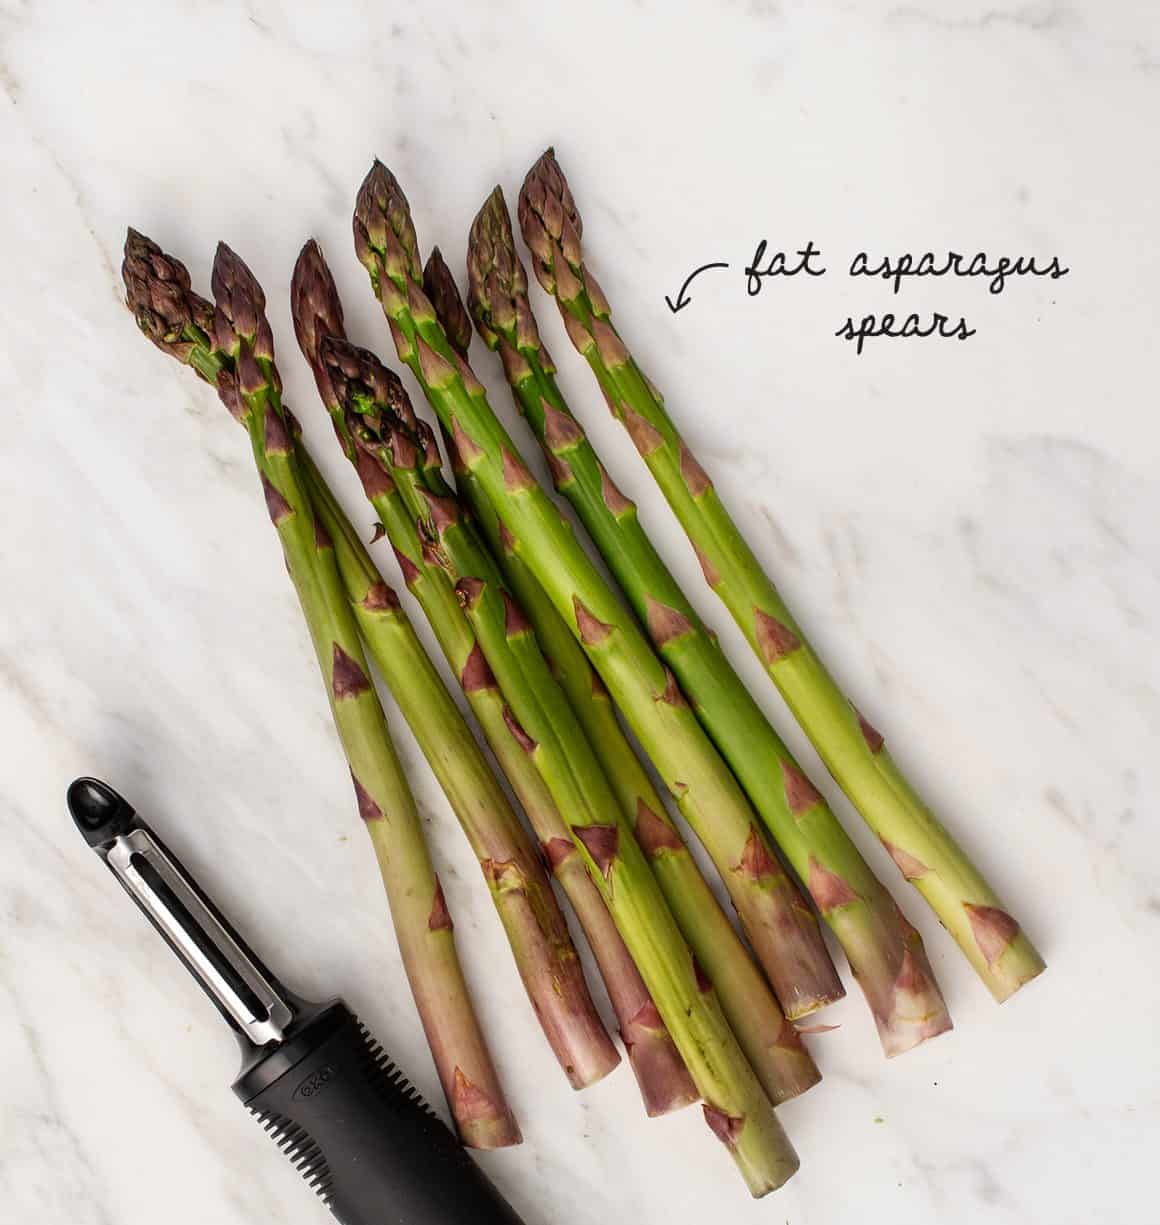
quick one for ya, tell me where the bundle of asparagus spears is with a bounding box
[121,148,1043,1199]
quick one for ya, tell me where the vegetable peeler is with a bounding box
[68,777,525,1225]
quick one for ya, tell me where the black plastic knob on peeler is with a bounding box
[68,777,526,1225]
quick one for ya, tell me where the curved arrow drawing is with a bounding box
[665,261,730,314]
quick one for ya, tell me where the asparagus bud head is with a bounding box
[422,247,473,359]
[354,160,423,289]
[290,239,346,396]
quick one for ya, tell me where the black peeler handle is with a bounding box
[234,1001,525,1225]
[69,777,525,1225]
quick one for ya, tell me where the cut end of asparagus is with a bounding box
[422,247,473,360]
[450,1067,523,1150]
[621,999,699,1117]
[702,1106,800,1199]
[963,904,1046,1002]
[831,900,954,1056]
[878,946,955,1057]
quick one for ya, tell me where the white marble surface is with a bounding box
[2,2,1158,1222]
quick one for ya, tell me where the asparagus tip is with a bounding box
[290,238,346,380]
[209,243,277,395]
[318,334,413,437]
[121,228,215,371]
[518,147,582,289]
[422,246,473,359]
[354,159,421,282]
[466,183,532,355]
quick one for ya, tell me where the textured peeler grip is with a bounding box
[235,1003,525,1225]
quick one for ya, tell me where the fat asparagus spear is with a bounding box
[290,243,694,1116]
[352,162,844,1024]
[317,343,800,1198]
[425,248,822,1101]
[296,447,621,1092]
[460,198,951,1054]
[122,232,519,1147]
[518,149,1045,1002]
[352,171,805,1199]
[452,561,802,1195]
[326,354,701,1116]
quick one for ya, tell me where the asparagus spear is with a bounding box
[426,248,822,1101]
[311,355,800,1199]
[331,360,703,1117]
[454,564,802,1195]
[460,199,951,1054]
[296,447,621,1092]
[122,231,519,1147]
[352,162,844,1025]
[352,173,806,1197]
[518,149,1045,1003]
[290,243,694,1116]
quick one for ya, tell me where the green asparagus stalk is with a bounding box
[290,243,695,1116]
[451,560,801,1195]
[518,149,1045,1003]
[460,198,951,1054]
[352,171,807,1197]
[122,231,519,1147]
[353,162,845,1026]
[426,248,822,1101]
[295,447,622,1091]
[332,367,703,1117]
